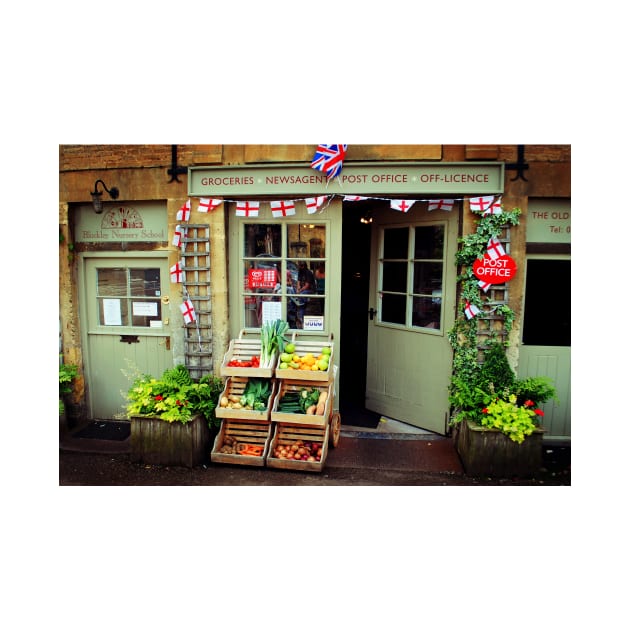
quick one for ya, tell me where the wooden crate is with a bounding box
[275,337,334,382]
[220,332,277,377]
[266,423,329,472]
[211,418,272,467]
[215,376,275,420]
[270,379,332,427]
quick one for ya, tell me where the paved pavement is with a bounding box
[59,422,571,486]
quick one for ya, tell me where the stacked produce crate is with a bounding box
[211,332,276,467]
[211,329,338,472]
[267,336,335,472]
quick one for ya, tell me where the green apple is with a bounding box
[285,342,296,353]
[280,352,293,363]
[321,347,331,356]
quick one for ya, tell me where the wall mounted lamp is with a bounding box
[360,209,373,224]
[91,179,119,214]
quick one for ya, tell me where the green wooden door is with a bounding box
[365,205,458,434]
[81,255,173,420]
[518,257,571,439]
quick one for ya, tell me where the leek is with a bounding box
[260,319,289,368]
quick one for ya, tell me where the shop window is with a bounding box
[242,222,327,330]
[522,259,570,346]
[379,224,445,330]
[96,267,162,327]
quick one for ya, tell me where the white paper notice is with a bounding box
[103,299,122,326]
[262,300,282,324]
[133,301,158,317]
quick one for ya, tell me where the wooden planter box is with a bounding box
[130,414,210,468]
[455,419,545,478]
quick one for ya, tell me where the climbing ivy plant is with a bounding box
[447,207,522,394]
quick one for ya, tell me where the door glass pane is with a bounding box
[97,268,126,296]
[96,267,162,328]
[381,294,406,325]
[379,225,445,330]
[414,225,444,258]
[382,261,407,292]
[383,227,408,258]
[522,260,571,346]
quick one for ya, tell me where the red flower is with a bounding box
[523,399,534,407]
[154,395,163,401]
[482,408,488,414]
[534,409,544,416]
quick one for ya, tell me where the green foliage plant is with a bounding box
[59,360,78,414]
[446,206,559,444]
[479,394,541,444]
[126,364,224,428]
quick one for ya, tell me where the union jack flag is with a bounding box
[310,144,348,181]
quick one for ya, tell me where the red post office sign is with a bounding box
[248,268,278,289]
[473,254,517,284]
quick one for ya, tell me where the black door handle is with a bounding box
[368,308,377,320]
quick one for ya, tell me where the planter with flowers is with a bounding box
[450,342,557,478]
[126,364,223,468]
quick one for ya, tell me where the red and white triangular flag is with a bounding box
[198,198,222,213]
[486,237,506,261]
[343,195,368,202]
[176,199,191,221]
[390,199,415,213]
[464,300,481,320]
[305,196,328,214]
[270,200,296,217]
[170,262,183,283]
[180,299,196,324]
[428,199,454,212]
[478,279,492,292]
[235,201,259,217]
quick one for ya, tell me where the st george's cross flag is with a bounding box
[343,195,368,202]
[170,262,183,283]
[478,279,492,292]
[390,199,416,213]
[236,201,260,217]
[428,199,454,212]
[305,196,328,214]
[310,144,347,181]
[172,225,186,247]
[198,198,222,213]
[469,196,495,214]
[464,300,481,320]
[270,200,296,217]
[180,299,196,324]
[486,237,506,261]
[176,200,191,221]
[482,196,502,216]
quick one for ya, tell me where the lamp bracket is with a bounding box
[505,144,529,182]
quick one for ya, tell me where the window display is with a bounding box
[242,222,326,330]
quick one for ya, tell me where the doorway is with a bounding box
[339,204,373,423]
[79,254,174,420]
[339,200,459,434]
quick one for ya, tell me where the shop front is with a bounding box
[188,161,504,435]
